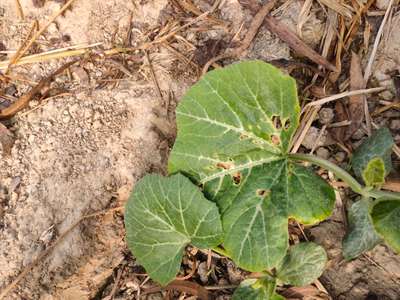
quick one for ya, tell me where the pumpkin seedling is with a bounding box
[125,61,400,297]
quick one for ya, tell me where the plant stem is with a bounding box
[368,189,400,200]
[289,153,400,200]
[289,153,365,195]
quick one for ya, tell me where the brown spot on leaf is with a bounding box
[216,162,233,170]
[232,172,241,185]
[271,135,280,145]
[256,189,270,197]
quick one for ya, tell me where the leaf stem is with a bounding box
[289,153,365,195]
[368,189,400,200]
[289,153,400,200]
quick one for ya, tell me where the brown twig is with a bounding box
[175,256,198,281]
[103,263,126,300]
[0,60,78,119]
[14,0,24,19]
[243,0,337,71]
[262,15,336,71]
[144,51,164,104]
[305,87,386,108]
[143,280,210,300]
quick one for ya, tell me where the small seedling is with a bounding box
[124,61,400,297]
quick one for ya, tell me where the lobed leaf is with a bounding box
[124,174,223,285]
[276,242,327,286]
[351,127,394,184]
[370,199,400,253]
[169,61,335,271]
[342,199,381,260]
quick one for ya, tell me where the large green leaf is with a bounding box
[351,127,394,183]
[276,242,327,286]
[342,199,381,260]
[169,61,335,271]
[370,199,400,253]
[124,174,223,285]
[232,278,283,300]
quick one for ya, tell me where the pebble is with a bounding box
[334,152,346,163]
[62,116,71,124]
[318,108,334,124]
[197,261,209,283]
[125,280,139,290]
[301,127,327,150]
[226,261,243,284]
[316,147,330,160]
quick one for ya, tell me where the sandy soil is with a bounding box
[0,0,399,299]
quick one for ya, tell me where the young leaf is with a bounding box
[342,199,381,260]
[370,199,400,253]
[362,157,386,187]
[351,127,394,184]
[276,242,327,286]
[232,278,283,300]
[169,61,335,271]
[124,174,223,285]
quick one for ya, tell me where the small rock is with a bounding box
[316,147,330,160]
[334,151,346,163]
[226,261,244,284]
[301,127,326,150]
[389,119,400,130]
[318,108,334,124]
[125,280,139,291]
[197,261,209,283]
[10,192,19,203]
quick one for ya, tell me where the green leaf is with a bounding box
[232,278,279,300]
[362,157,386,187]
[342,199,381,260]
[222,160,335,271]
[352,127,394,184]
[124,173,223,285]
[276,242,327,286]
[169,61,335,271]
[370,199,400,253]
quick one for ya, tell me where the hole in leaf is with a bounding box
[284,119,291,130]
[232,172,241,185]
[272,116,283,129]
[256,189,270,197]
